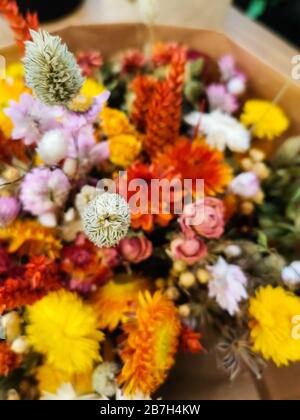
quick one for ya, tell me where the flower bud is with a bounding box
[179,272,196,289]
[178,304,191,318]
[11,336,29,354]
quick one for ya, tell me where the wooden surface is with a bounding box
[0,1,298,78]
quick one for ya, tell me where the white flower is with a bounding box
[75,185,98,215]
[92,362,118,398]
[227,77,246,96]
[208,257,248,316]
[37,129,69,165]
[224,245,242,259]
[138,0,159,25]
[40,383,105,401]
[282,261,300,286]
[185,110,251,153]
[11,336,29,354]
[82,192,131,248]
[229,172,260,198]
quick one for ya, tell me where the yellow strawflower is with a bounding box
[26,290,104,375]
[101,107,135,138]
[6,63,25,80]
[109,134,142,167]
[249,286,300,366]
[91,275,150,331]
[80,78,105,98]
[241,100,289,140]
[36,363,93,395]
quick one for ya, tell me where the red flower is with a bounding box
[0,342,21,376]
[0,247,10,275]
[0,256,62,314]
[181,325,203,353]
[76,50,103,77]
[61,235,119,293]
[121,49,145,74]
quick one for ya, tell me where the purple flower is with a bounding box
[20,167,71,217]
[206,84,238,114]
[4,94,62,145]
[62,91,110,132]
[89,141,110,166]
[230,172,260,198]
[0,197,20,227]
[218,55,237,82]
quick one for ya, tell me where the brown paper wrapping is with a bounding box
[2,23,300,400]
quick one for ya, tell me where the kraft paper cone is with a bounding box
[2,23,300,400]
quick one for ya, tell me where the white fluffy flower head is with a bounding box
[282,261,300,286]
[82,192,131,248]
[185,110,251,153]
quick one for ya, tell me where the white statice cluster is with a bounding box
[185,110,251,153]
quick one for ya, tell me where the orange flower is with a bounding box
[131,75,156,132]
[0,0,39,51]
[144,46,186,157]
[0,342,21,376]
[155,138,233,196]
[180,325,203,353]
[152,42,181,67]
[118,291,181,396]
[91,275,150,332]
[117,162,175,232]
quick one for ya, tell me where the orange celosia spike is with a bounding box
[131,75,156,132]
[0,0,39,52]
[144,46,187,157]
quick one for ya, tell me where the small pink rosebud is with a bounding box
[170,236,207,266]
[0,197,20,228]
[119,235,153,264]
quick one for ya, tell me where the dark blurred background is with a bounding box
[234,0,300,47]
[16,0,84,22]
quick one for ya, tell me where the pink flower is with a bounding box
[229,172,260,198]
[0,197,20,227]
[218,55,237,82]
[119,235,153,264]
[4,94,61,145]
[206,84,238,114]
[180,198,225,239]
[20,168,70,217]
[170,236,207,266]
[89,141,110,166]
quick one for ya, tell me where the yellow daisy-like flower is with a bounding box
[101,107,135,138]
[0,111,13,138]
[118,291,181,396]
[91,275,150,332]
[80,78,105,98]
[241,100,289,140]
[249,286,300,366]
[109,134,142,167]
[36,363,93,395]
[0,220,61,258]
[26,290,104,375]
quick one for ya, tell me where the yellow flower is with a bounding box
[0,220,61,258]
[0,111,13,138]
[118,291,181,396]
[0,77,27,138]
[6,63,25,80]
[26,290,104,375]
[101,107,134,138]
[249,286,300,366]
[109,134,142,167]
[36,363,93,395]
[241,100,289,140]
[80,78,105,98]
[91,275,150,331]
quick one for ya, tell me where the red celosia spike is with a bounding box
[131,75,156,132]
[144,46,187,157]
[0,256,62,314]
[0,0,39,52]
